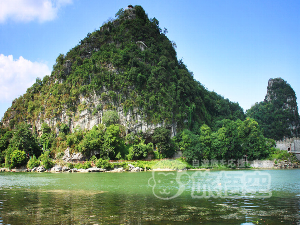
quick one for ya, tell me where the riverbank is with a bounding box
[0,159,299,173]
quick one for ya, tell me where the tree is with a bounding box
[239,118,272,160]
[177,129,202,163]
[127,141,153,160]
[211,127,229,160]
[77,124,105,158]
[152,127,174,158]
[9,123,41,157]
[40,123,55,151]
[115,8,125,19]
[102,110,119,127]
[0,130,13,164]
[198,124,212,159]
[10,149,27,168]
[220,119,243,160]
[66,127,84,150]
[103,124,124,159]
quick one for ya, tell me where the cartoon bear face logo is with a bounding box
[148,171,190,200]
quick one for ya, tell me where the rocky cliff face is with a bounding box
[265,78,297,107]
[32,93,176,138]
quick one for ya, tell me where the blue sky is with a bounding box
[0,0,299,120]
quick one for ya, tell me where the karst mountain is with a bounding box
[1,5,245,136]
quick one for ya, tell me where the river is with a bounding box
[0,169,299,224]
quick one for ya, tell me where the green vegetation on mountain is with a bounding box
[246,78,300,140]
[2,5,244,130]
[0,5,277,169]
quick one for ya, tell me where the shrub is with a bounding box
[67,163,74,169]
[41,123,51,134]
[95,158,111,169]
[73,163,82,169]
[74,161,92,169]
[102,110,119,126]
[152,159,188,170]
[92,108,98,116]
[268,148,298,163]
[113,161,129,170]
[59,123,69,135]
[39,151,54,169]
[154,150,163,159]
[96,104,102,111]
[27,155,40,169]
[115,152,122,160]
[269,149,291,160]
[82,161,92,169]
[90,155,97,163]
[131,160,157,170]
[101,92,108,102]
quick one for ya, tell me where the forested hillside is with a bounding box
[246,78,300,140]
[0,5,275,168]
[2,5,244,132]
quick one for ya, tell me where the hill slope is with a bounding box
[1,5,244,136]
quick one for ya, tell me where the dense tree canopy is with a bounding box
[0,123,41,168]
[175,118,275,164]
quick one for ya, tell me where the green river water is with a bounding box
[0,169,299,224]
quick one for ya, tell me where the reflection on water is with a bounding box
[0,170,299,224]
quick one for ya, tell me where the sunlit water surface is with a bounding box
[0,169,299,224]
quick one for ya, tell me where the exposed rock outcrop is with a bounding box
[128,163,143,172]
[32,93,177,137]
[62,148,86,162]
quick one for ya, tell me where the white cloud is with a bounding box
[0,0,73,23]
[0,54,51,102]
